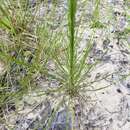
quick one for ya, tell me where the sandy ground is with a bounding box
[0,0,130,130]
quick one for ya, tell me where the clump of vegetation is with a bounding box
[0,0,52,117]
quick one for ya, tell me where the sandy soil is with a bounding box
[0,0,130,130]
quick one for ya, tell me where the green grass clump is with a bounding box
[49,0,95,98]
[0,0,52,117]
[90,0,105,28]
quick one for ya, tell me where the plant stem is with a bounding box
[68,0,77,92]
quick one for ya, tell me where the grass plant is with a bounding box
[43,0,102,129]
[49,0,97,98]
[0,0,53,120]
